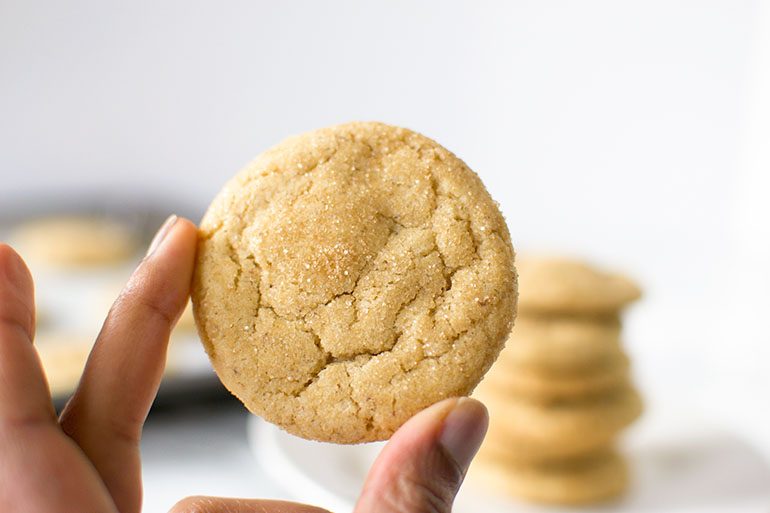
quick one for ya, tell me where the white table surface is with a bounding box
[141,399,290,513]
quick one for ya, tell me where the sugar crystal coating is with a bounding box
[192,122,517,443]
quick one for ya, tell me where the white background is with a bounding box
[2,0,770,507]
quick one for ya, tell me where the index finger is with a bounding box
[59,216,197,513]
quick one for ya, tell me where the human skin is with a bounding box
[0,216,488,513]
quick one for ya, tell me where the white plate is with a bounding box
[248,411,770,513]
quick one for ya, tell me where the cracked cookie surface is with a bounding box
[192,122,517,443]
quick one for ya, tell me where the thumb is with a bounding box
[354,397,488,513]
[168,496,330,513]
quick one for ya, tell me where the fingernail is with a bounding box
[439,398,489,470]
[146,215,178,257]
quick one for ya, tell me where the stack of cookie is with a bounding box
[471,257,643,505]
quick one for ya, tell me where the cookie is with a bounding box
[483,352,631,402]
[516,257,641,315]
[497,314,624,373]
[477,424,613,463]
[476,386,642,461]
[469,448,628,505]
[9,216,138,267]
[192,122,517,443]
[35,332,92,397]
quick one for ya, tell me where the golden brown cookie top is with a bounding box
[193,122,517,443]
[515,257,641,315]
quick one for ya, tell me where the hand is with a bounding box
[0,215,489,513]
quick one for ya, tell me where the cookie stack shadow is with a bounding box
[470,257,643,505]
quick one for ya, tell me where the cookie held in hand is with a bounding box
[192,122,517,443]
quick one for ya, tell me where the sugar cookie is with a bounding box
[193,122,516,443]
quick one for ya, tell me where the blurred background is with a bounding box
[2,0,769,511]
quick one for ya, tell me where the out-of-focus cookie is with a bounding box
[516,257,641,315]
[483,352,631,402]
[192,122,517,443]
[470,449,628,505]
[9,216,139,267]
[478,386,642,460]
[166,301,204,376]
[35,332,92,397]
[498,314,623,372]
[478,423,612,463]
[174,301,196,333]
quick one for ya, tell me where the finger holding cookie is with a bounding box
[355,397,489,513]
[59,215,198,513]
